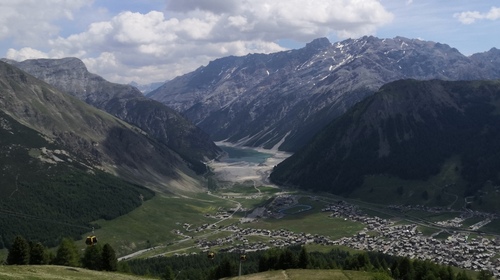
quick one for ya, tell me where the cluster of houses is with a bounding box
[169,195,500,276]
[324,202,500,277]
[193,225,335,254]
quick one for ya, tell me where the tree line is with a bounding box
[3,235,122,273]
[127,245,493,280]
[4,235,494,279]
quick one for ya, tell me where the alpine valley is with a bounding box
[2,36,500,279]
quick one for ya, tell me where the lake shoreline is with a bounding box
[209,142,292,186]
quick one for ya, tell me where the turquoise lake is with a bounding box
[218,146,272,164]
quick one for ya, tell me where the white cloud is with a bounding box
[166,0,239,14]
[3,0,393,84]
[454,6,500,24]
[0,0,91,45]
[6,48,49,61]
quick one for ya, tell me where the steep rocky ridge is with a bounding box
[0,60,202,193]
[270,79,500,197]
[470,47,500,77]
[3,57,220,170]
[147,36,500,152]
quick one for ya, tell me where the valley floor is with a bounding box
[90,144,500,278]
[210,142,291,186]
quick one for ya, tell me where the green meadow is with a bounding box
[0,265,154,280]
[80,192,237,256]
[226,269,384,280]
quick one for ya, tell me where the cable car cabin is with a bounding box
[207,251,215,260]
[85,235,98,246]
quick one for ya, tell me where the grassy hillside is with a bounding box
[225,269,385,280]
[86,193,235,257]
[0,266,410,280]
[0,265,156,280]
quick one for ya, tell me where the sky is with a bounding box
[0,0,499,85]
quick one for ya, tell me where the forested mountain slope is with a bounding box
[0,61,201,246]
[270,79,500,197]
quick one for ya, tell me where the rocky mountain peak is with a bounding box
[130,36,500,152]
[27,57,87,69]
[305,37,331,50]
[6,57,221,172]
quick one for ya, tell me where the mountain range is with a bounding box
[2,35,500,244]
[147,36,500,152]
[2,57,221,174]
[0,60,173,245]
[270,79,500,208]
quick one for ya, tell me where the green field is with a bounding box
[80,187,366,260]
[240,197,364,240]
[481,219,500,234]
[227,269,384,280]
[280,204,312,214]
[0,265,155,280]
[80,192,236,256]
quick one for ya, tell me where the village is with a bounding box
[174,195,500,278]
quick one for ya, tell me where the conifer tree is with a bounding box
[398,257,414,280]
[277,248,297,270]
[456,271,471,280]
[161,266,175,280]
[7,235,30,265]
[118,261,132,273]
[298,246,310,269]
[258,254,270,272]
[101,243,117,271]
[214,258,234,279]
[477,270,493,280]
[29,241,48,265]
[82,244,103,270]
[53,238,80,267]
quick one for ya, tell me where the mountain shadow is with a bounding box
[270,79,500,200]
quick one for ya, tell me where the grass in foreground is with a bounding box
[225,269,383,280]
[0,265,155,280]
